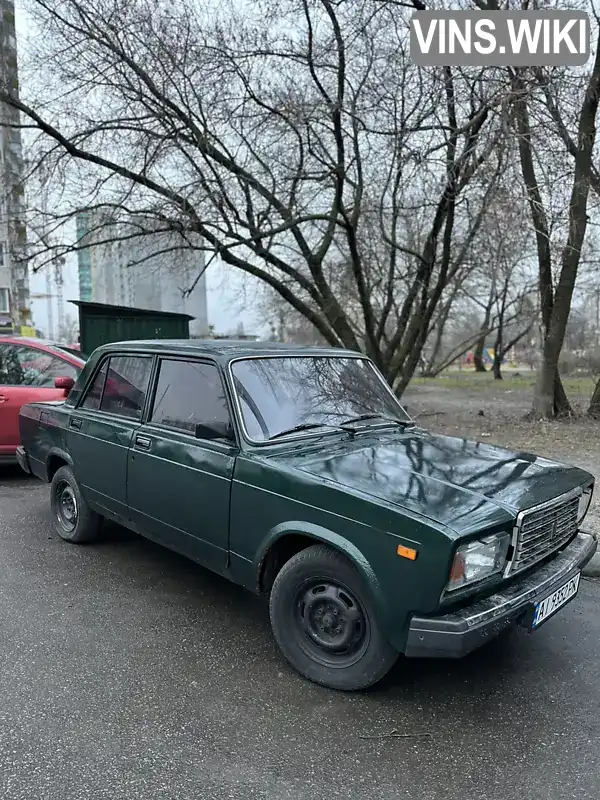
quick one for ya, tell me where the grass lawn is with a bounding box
[411,370,596,397]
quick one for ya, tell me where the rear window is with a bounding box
[80,355,153,420]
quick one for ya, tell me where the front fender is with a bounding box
[255,520,390,626]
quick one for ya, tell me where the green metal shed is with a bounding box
[70,301,194,355]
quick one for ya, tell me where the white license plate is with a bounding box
[532,573,581,628]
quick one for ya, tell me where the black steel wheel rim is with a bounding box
[56,480,78,532]
[292,577,370,668]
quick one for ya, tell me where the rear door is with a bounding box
[126,357,237,572]
[0,343,80,455]
[67,353,154,522]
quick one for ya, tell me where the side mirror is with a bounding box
[55,376,75,395]
[195,421,235,442]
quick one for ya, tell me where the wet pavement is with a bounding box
[1,467,599,799]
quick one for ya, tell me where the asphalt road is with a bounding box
[1,468,600,800]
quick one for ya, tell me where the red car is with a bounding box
[0,336,86,463]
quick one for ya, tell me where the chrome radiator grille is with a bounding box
[509,494,579,575]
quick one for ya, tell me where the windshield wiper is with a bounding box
[268,423,345,441]
[340,413,412,429]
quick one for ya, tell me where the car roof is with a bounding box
[2,335,68,347]
[0,336,85,361]
[94,339,363,361]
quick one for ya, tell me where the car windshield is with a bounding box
[230,355,411,442]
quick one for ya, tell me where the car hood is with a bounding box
[273,428,593,535]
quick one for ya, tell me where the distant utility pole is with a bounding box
[54,254,65,338]
[45,263,54,340]
[38,163,65,340]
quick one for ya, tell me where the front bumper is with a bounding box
[15,446,31,475]
[405,531,597,658]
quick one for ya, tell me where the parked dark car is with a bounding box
[16,340,597,690]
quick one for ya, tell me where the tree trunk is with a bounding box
[473,285,495,372]
[553,372,572,416]
[473,335,487,372]
[492,277,510,381]
[423,296,453,376]
[492,329,503,380]
[588,377,600,418]
[533,363,571,417]
[513,72,573,418]
[517,42,600,417]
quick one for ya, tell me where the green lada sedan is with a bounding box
[16,340,597,690]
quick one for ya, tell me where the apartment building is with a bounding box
[76,212,209,338]
[0,0,29,333]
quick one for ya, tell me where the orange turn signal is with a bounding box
[397,545,418,561]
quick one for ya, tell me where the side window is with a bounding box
[17,348,55,387]
[0,344,23,385]
[20,353,79,388]
[39,358,80,387]
[100,356,152,419]
[151,359,231,435]
[0,345,79,387]
[81,360,109,410]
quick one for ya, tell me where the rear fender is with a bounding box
[45,448,74,481]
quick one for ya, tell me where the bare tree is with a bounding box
[420,157,536,379]
[475,178,536,380]
[472,284,496,372]
[532,52,600,416]
[510,39,600,416]
[0,0,515,396]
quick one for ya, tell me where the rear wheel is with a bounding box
[50,465,101,543]
[269,544,398,690]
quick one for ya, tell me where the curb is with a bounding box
[582,551,600,578]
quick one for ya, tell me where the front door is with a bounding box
[67,354,154,522]
[126,357,237,573]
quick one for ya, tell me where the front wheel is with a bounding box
[50,465,101,543]
[269,545,398,690]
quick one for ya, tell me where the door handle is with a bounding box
[0,394,8,404]
[135,436,152,450]
[69,418,82,429]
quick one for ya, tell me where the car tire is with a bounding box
[50,465,101,544]
[269,544,398,691]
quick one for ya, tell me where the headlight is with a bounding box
[578,485,593,525]
[447,533,510,592]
